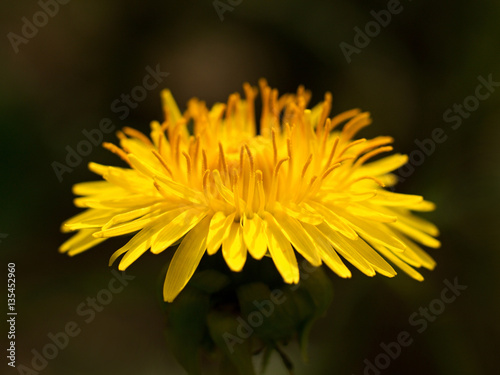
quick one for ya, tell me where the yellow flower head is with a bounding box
[60,80,440,302]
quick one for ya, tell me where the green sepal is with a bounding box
[163,287,210,375]
[237,282,299,342]
[189,269,231,294]
[259,346,274,374]
[207,309,256,375]
[295,266,334,361]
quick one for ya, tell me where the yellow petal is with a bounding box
[389,220,441,248]
[60,229,106,256]
[72,181,119,196]
[64,215,117,232]
[74,194,160,209]
[94,209,167,238]
[212,170,235,205]
[307,201,358,240]
[116,224,161,270]
[101,205,161,230]
[282,202,324,225]
[88,162,109,176]
[222,221,247,272]
[365,234,421,268]
[302,223,351,278]
[318,223,375,277]
[163,216,211,302]
[403,237,436,270]
[151,209,208,254]
[150,120,170,153]
[128,153,163,179]
[356,154,408,176]
[341,236,397,277]
[209,103,226,124]
[207,212,235,255]
[120,138,157,165]
[346,205,397,223]
[395,210,440,236]
[340,212,407,252]
[99,165,150,192]
[375,245,424,281]
[406,200,436,212]
[378,174,398,187]
[109,217,166,267]
[273,211,322,266]
[242,214,268,260]
[264,212,299,284]
[154,175,204,204]
[373,205,440,236]
[161,89,183,126]
[322,191,376,204]
[61,208,117,232]
[369,190,423,207]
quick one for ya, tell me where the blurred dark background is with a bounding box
[1,0,499,374]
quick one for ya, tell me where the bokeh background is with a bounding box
[1,0,499,374]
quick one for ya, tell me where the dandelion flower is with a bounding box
[60,80,440,302]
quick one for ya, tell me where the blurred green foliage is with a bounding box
[1,0,499,374]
